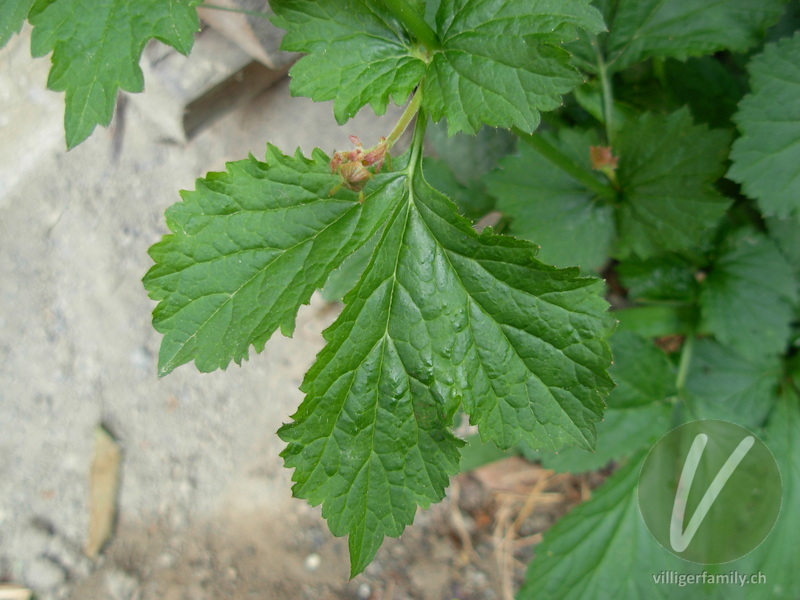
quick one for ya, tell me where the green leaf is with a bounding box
[522,330,675,473]
[728,386,800,599]
[606,331,676,409]
[728,33,800,219]
[485,128,615,271]
[29,0,201,148]
[699,228,798,360]
[426,119,516,191]
[615,109,732,259]
[519,452,696,600]
[522,402,671,473]
[685,338,782,428]
[0,0,34,47]
[766,216,800,275]
[663,56,748,129]
[280,129,614,575]
[522,387,800,600]
[614,305,695,338]
[270,0,426,124]
[422,157,496,220]
[424,0,605,134]
[143,146,402,375]
[617,253,699,302]
[319,233,379,303]
[485,110,730,265]
[571,0,787,74]
[271,0,605,132]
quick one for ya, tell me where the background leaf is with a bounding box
[614,109,732,259]
[728,32,800,218]
[519,452,697,600]
[571,0,787,74]
[699,228,798,360]
[727,386,800,599]
[617,253,699,303]
[684,338,782,428]
[485,128,614,271]
[485,109,731,266]
[29,0,201,148]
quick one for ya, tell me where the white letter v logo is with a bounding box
[670,433,755,552]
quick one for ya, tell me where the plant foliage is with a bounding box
[4,0,799,596]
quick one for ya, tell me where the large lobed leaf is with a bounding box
[570,0,787,74]
[28,0,201,148]
[521,331,674,473]
[271,0,605,133]
[144,146,403,375]
[280,137,614,575]
[728,33,800,219]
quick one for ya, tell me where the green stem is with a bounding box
[596,50,615,146]
[200,3,271,19]
[380,0,441,50]
[386,89,423,149]
[515,129,617,202]
[675,334,694,397]
[408,107,428,177]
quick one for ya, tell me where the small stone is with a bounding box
[357,582,371,599]
[156,552,176,568]
[105,569,139,600]
[25,558,66,590]
[304,553,321,572]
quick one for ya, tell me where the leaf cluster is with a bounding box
[4,0,800,596]
[477,3,800,598]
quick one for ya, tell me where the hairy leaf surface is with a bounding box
[280,140,614,575]
[29,0,201,148]
[729,33,800,218]
[144,146,403,375]
[571,0,787,74]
